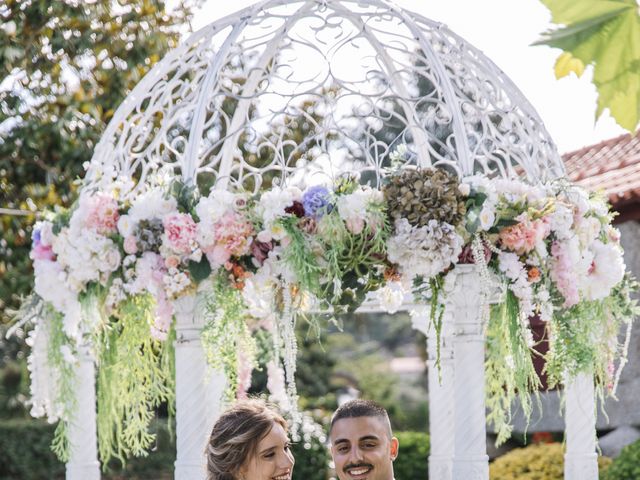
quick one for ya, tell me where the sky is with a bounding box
[175,0,628,154]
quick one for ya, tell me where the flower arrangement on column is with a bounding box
[16,145,638,463]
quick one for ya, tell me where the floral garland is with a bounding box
[18,153,638,461]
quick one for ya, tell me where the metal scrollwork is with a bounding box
[84,0,565,200]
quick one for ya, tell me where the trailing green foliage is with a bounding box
[486,291,541,446]
[48,308,76,462]
[281,216,323,294]
[201,276,257,401]
[280,194,390,313]
[95,294,175,465]
[545,274,640,404]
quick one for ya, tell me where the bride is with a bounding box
[206,399,295,480]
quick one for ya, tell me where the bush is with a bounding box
[0,417,330,480]
[291,433,331,480]
[0,418,177,480]
[394,431,429,479]
[490,442,611,480]
[603,438,640,480]
[0,419,65,479]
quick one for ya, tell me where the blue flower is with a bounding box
[32,228,41,244]
[302,185,333,218]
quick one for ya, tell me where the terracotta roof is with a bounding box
[563,130,640,220]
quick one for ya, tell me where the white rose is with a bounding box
[479,203,496,231]
[103,246,122,272]
[458,183,471,196]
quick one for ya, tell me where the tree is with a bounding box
[535,0,640,131]
[0,0,194,337]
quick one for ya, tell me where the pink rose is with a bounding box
[163,213,197,255]
[498,217,546,255]
[85,193,120,235]
[201,212,254,265]
[123,236,138,255]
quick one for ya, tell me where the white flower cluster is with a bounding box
[375,280,406,314]
[195,190,237,246]
[387,218,463,280]
[550,185,625,306]
[25,321,62,421]
[258,186,301,226]
[53,228,121,291]
[122,187,178,233]
[498,252,535,322]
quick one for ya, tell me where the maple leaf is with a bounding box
[534,0,640,131]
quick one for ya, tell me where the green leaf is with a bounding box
[535,0,640,131]
[188,257,212,283]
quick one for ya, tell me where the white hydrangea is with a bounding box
[497,252,523,281]
[242,272,276,320]
[387,219,462,281]
[257,186,300,225]
[195,190,237,227]
[563,186,591,216]
[128,187,178,224]
[494,178,543,203]
[336,186,383,222]
[52,228,121,292]
[32,259,82,341]
[580,240,625,301]
[548,203,574,240]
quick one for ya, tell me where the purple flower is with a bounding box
[302,185,333,218]
[32,229,41,245]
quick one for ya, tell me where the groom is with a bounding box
[329,399,400,480]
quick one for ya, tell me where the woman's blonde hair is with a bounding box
[206,399,289,480]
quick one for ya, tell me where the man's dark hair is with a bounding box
[330,399,392,437]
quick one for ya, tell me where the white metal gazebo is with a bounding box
[68,1,598,479]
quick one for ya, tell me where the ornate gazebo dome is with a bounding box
[84,0,564,199]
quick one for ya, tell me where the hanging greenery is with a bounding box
[15,145,638,462]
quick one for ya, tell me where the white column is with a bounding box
[66,344,100,480]
[450,265,489,480]
[425,306,455,480]
[174,294,226,480]
[564,372,598,480]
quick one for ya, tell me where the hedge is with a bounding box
[603,437,640,480]
[393,431,430,479]
[0,418,328,480]
[0,419,431,480]
[490,442,611,480]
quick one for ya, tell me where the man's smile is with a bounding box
[344,463,374,479]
